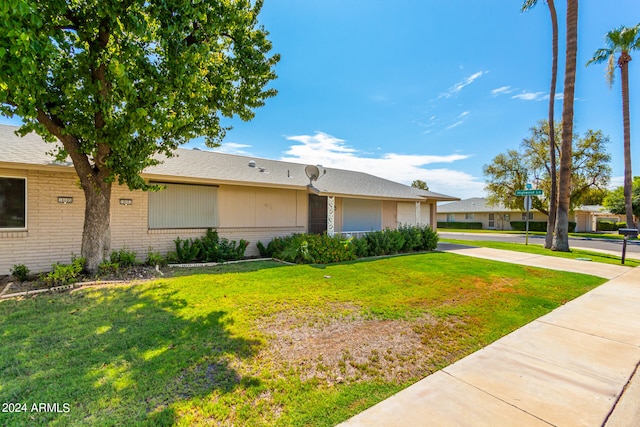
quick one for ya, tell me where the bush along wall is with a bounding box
[257,225,438,264]
[436,221,483,230]
[596,221,627,231]
[510,221,577,232]
[171,229,249,263]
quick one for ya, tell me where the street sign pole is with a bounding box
[515,185,541,245]
[524,195,531,245]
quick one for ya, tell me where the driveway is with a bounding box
[439,231,640,259]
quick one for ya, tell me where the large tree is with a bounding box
[0,0,279,272]
[522,0,559,249]
[411,179,429,191]
[587,24,640,229]
[553,0,579,252]
[603,176,640,224]
[483,121,611,214]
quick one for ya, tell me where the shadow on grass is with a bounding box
[0,285,261,426]
[167,259,287,277]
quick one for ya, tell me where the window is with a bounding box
[464,213,474,220]
[342,198,382,232]
[0,177,26,229]
[521,212,534,221]
[446,213,455,222]
[149,183,218,229]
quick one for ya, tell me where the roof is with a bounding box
[438,197,614,214]
[438,197,511,213]
[0,124,458,202]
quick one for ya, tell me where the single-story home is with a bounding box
[437,197,622,232]
[0,124,458,274]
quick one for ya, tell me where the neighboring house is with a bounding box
[0,125,458,274]
[437,197,622,232]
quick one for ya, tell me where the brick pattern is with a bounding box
[0,169,308,274]
[1,167,431,274]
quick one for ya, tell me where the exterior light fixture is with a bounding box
[119,198,133,206]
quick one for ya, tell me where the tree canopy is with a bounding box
[411,180,429,191]
[603,176,640,221]
[0,0,279,189]
[0,0,279,272]
[483,120,611,214]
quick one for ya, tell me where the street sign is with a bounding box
[524,195,532,211]
[515,189,543,196]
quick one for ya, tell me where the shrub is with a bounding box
[146,248,167,267]
[98,261,120,275]
[257,225,437,264]
[437,221,483,230]
[174,237,201,263]
[43,257,86,287]
[510,221,577,232]
[616,221,628,230]
[110,247,138,267]
[597,221,618,231]
[174,229,250,263]
[510,221,548,232]
[419,226,439,251]
[364,229,405,256]
[10,264,30,282]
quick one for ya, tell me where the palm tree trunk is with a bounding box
[553,0,578,252]
[620,52,635,228]
[545,0,559,249]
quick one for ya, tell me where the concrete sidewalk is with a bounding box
[338,246,640,427]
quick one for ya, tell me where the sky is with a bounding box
[2,1,640,200]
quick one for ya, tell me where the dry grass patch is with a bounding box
[259,305,466,385]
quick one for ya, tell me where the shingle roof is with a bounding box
[0,124,458,202]
[438,197,510,213]
[438,197,612,214]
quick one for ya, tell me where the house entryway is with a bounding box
[308,194,327,234]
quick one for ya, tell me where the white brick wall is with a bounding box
[0,168,308,274]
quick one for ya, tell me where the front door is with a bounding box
[308,194,327,234]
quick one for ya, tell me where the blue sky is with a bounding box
[2,1,639,199]
[214,0,640,199]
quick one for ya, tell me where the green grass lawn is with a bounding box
[0,255,605,426]
[440,238,640,267]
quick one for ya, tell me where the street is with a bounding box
[439,231,640,260]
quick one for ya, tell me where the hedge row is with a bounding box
[257,225,438,264]
[596,221,627,231]
[436,221,483,230]
[509,221,577,232]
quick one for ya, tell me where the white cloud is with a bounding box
[512,91,546,101]
[439,71,487,99]
[281,132,484,199]
[213,142,252,155]
[458,111,470,118]
[491,86,513,96]
[543,93,565,101]
[446,121,464,130]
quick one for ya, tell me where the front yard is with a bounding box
[0,253,605,426]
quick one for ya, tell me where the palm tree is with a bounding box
[552,0,578,252]
[521,0,559,249]
[587,24,640,229]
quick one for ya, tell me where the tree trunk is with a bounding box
[81,177,112,274]
[620,52,635,228]
[545,0,559,249]
[552,0,578,252]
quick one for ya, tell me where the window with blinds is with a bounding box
[148,183,218,229]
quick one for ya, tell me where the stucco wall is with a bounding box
[437,211,548,230]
